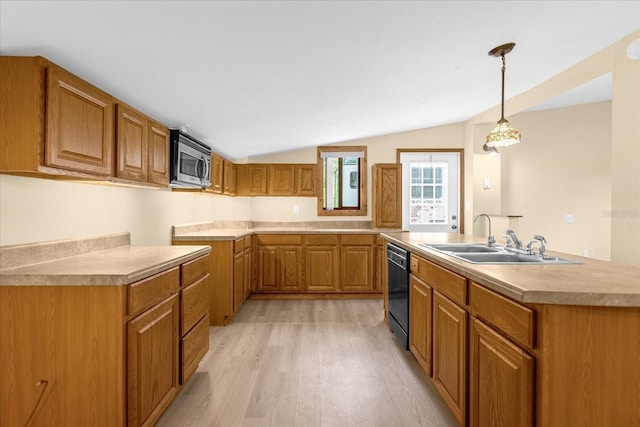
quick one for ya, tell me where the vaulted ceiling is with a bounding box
[1,1,638,159]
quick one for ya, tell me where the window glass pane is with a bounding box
[424,186,433,199]
[435,186,443,199]
[435,168,443,184]
[411,186,421,199]
[423,167,433,184]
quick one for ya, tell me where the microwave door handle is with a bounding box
[202,156,210,185]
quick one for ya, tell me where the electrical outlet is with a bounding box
[564,214,574,224]
[293,205,300,215]
[583,249,590,257]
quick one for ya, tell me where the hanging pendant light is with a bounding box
[485,43,521,148]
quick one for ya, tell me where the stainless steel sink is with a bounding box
[421,243,581,265]
[422,243,501,253]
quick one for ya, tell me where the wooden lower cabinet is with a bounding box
[409,274,432,376]
[256,245,303,292]
[0,254,210,427]
[127,294,180,427]
[305,245,340,292]
[469,318,534,427]
[432,290,467,426]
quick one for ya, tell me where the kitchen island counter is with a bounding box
[380,231,640,307]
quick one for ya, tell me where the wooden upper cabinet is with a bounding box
[295,164,316,196]
[46,62,115,175]
[372,163,402,228]
[148,121,170,185]
[269,164,295,195]
[238,164,268,196]
[223,160,236,195]
[1,56,170,187]
[210,153,224,194]
[116,104,148,181]
[116,104,171,186]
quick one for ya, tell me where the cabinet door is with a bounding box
[243,245,252,300]
[244,164,268,195]
[280,246,303,292]
[372,163,402,228]
[410,275,432,376]
[340,246,374,291]
[305,246,340,292]
[233,251,245,311]
[432,290,467,426]
[470,318,534,427]
[148,121,170,185]
[295,164,317,196]
[128,294,179,427]
[116,104,148,181]
[46,64,114,175]
[269,164,295,195]
[223,160,236,195]
[210,153,223,194]
[256,246,278,292]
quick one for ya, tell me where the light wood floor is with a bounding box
[158,299,458,427]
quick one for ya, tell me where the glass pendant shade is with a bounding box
[485,117,521,147]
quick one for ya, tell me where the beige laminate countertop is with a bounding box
[172,227,392,241]
[381,232,640,308]
[0,232,211,286]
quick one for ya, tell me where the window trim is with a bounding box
[317,145,367,216]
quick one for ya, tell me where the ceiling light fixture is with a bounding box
[485,42,521,148]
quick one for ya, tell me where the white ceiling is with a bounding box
[1,1,638,159]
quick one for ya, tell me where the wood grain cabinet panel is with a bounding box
[127,294,180,427]
[372,163,402,228]
[46,63,115,175]
[305,245,340,292]
[210,153,224,194]
[148,121,170,185]
[340,245,374,291]
[180,314,210,384]
[255,236,303,293]
[268,164,295,195]
[470,318,534,427]
[410,274,432,377]
[181,274,210,335]
[295,164,317,196]
[128,267,180,317]
[116,104,148,181]
[238,164,268,195]
[432,290,467,426]
[223,160,236,195]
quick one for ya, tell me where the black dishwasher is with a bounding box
[387,243,410,349]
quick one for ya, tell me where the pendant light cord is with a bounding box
[500,54,506,121]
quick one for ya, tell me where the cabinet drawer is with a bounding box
[470,282,535,349]
[181,254,209,287]
[256,234,302,245]
[181,274,210,336]
[341,234,375,245]
[181,313,210,384]
[128,267,179,316]
[376,235,385,246]
[305,234,339,246]
[412,256,467,306]
[234,238,244,254]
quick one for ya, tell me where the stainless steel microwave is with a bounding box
[169,130,211,188]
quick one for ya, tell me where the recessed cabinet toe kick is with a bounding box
[382,233,640,427]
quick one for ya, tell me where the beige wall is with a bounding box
[0,174,251,246]
[499,102,612,260]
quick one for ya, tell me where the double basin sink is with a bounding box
[421,243,581,265]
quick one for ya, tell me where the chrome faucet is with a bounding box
[505,229,522,250]
[527,235,547,257]
[474,214,495,247]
